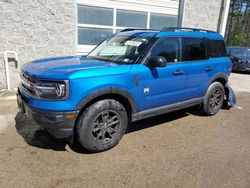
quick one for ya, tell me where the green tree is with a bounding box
[233,31,247,46]
[225,0,250,47]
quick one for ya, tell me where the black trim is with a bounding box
[161,27,217,33]
[25,104,79,138]
[201,73,228,98]
[131,97,203,122]
[207,73,228,88]
[76,88,137,113]
[120,28,159,32]
[17,91,79,138]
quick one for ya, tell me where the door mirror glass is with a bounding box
[147,56,167,68]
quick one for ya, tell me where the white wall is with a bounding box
[77,0,179,15]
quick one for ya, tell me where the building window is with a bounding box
[78,6,113,26]
[77,5,178,53]
[117,10,147,28]
[150,13,177,30]
[78,28,113,45]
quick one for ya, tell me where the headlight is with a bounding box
[34,81,67,99]
[20,72,69,100]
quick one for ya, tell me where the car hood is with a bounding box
[233,55,250,61]
[21,56,132,80]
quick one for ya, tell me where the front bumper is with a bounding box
[232,63,250,72]
[17,91,79,139]
[233,67,250,72]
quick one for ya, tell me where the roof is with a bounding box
[118,27,224,40]
[157,31,224,40]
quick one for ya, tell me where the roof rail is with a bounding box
[120,28,159,32]
[161,27,217,33]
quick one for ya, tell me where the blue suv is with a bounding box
[17,27,235,152]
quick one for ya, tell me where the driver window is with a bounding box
[150,38,180,63]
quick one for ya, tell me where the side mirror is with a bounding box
[147,56,167,69]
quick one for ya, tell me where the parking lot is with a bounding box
[0,73,250,188]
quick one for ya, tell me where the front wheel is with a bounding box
[201,82,225,116]
[77,99,128,152]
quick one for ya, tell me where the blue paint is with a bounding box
[20,29,232,114]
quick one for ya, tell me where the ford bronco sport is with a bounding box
[17,27,235,152]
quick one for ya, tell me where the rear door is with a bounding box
[182,37,210,99]
[207,39,230,76]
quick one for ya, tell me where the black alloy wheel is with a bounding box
[77,99,128,152]
[92,110,121,143]
[209,89,222,110]
[201,82,225,116]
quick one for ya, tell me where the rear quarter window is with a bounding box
[207,40,227,57]
[182,37,207,61]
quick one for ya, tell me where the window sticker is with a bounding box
[125,40,142,47]
[100,46,127,56]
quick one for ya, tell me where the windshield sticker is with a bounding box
[125,41,142,47]
[99,46,127,56]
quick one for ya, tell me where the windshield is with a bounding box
[87,35,151,64]
[230,48,250,56]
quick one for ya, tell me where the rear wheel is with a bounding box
[77,99,128,152]
[201,82,225,116]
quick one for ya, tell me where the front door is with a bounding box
[137,37,187,112]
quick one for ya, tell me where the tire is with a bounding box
[201,82,225,116]
[77,99,128,152]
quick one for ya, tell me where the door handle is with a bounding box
[205,66,213,72]
[173,70,184,75]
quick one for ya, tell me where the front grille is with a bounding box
[20,73,37,97]
[18,89,28,103]
[246,62,250,68]
[21,73,37,83]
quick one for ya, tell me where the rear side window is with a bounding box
[182,38,207,61]
[207,40,227,57]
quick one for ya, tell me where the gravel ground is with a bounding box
[0,73,250,188]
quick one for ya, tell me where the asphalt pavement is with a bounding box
[0,73,250,188]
